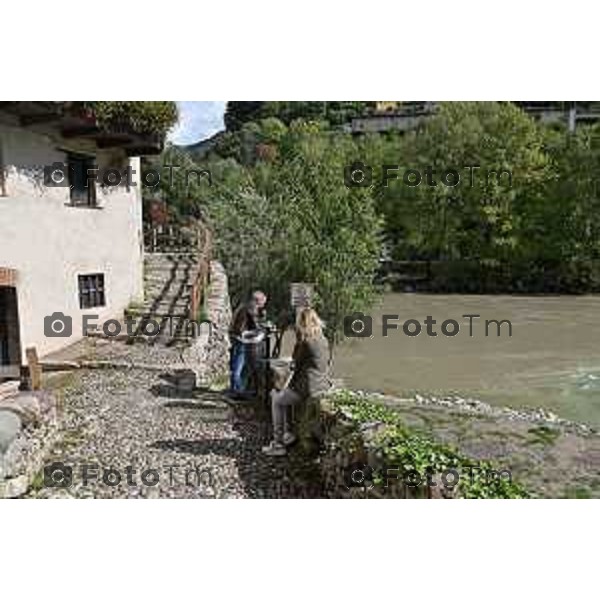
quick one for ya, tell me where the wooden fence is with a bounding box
[189,224,213,321]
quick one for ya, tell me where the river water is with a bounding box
[332,293,600,428]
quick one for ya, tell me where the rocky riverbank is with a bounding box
[346,388,596,435]
[331,387,600,498]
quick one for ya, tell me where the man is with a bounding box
[228,291,267,395]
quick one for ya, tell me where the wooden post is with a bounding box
[25,346,42,391]
[190,281,199,321]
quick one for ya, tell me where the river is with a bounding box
[331,293,600,428]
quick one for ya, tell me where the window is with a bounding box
[78,274,105,309]
[68,152,97,207]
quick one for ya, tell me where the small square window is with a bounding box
[78,273,105,309]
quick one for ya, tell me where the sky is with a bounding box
[168,101,227,145]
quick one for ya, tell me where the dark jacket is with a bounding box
[288,335,331,399]
[230,301,259,340]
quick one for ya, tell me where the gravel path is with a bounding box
[29,362,324,499]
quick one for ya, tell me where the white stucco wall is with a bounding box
[0,122,144,360]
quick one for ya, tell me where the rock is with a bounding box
[0,381,20,400]
[0,474,28,498]
[0,394,42,427]
[0,410,22,453]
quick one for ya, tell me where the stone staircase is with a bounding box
[123,252,200,346]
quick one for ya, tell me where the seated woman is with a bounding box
[262,307,331,457]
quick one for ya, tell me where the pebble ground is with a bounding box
[30,341,326,499]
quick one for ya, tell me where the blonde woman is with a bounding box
[262,307,331,457]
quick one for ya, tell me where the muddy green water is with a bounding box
[331,293,600,428]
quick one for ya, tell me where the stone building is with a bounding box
[0,102,164,379]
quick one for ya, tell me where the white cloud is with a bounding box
[168,101,226,145]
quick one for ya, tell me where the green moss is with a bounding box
[526,425,561,447]
[563,486,593,499]
[328,390,530,499]
[30,470,45,492]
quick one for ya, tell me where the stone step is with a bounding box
[144,267,197,278]
[145,288,193,300]
[87,330,192,345]
[144,261,198,271]
[145,251,198,259]
[144,286,192,297]
[144,270,195,283]
[144,298,192,309]
[144,278,193,288]
[124,308,190,320]
[145,292,193,304]
[144,253,197,263]
[145,278,193,289]
[144,255,197,263]
[143,305,190,315]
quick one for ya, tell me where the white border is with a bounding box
[2,0,598,100]
[2,1,598,596]
[1,500,598,598]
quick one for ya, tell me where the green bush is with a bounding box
[82,101,178,136]
[330,390,530,499]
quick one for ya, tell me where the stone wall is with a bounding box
[182,261,231,386]
[312,397,455,499]
[0,385,59,498]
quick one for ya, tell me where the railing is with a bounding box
[143,219,213,323]
[143,223,196,253]
[189,224,213,322]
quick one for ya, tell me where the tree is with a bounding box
[224,102,266,131]
[204,128,382,341]
[223,101,374,132]
[377,102,553,265]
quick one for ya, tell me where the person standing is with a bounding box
[228,291,267,395]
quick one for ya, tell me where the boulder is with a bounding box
[0,380,20,400]
[0,394,42,427]
[0,410,22,454]
[0,474,28,499]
